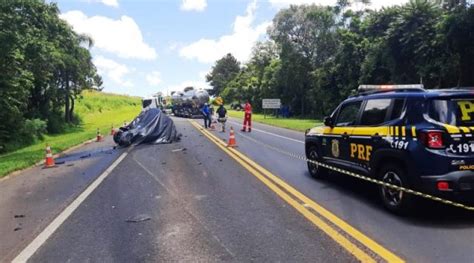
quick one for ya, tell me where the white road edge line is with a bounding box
[227,120,305,144]
[12,152,128,263]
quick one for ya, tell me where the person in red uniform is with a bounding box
[241,101,252,132]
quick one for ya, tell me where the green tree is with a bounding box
[206,53,240,96]
[212,0,474,119]
[0,0,101,151]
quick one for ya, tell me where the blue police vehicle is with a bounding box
[305,84,474,213]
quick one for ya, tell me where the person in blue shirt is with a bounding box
[201,103,211,128]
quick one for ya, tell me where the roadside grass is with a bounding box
[0,90,141,178]
[227,110,321,132]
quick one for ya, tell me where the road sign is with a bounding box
[262,99,281,109]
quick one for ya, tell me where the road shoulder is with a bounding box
[0,136,124,262]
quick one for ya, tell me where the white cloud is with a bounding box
[101,0,119,7]
[94,56,133,87]
[60,11,157,60]
[84,0,119,7]
[269,0,336,7]
[181,0,207,12]
[146,71,162,86]
[179,0,271,64]
[268,0,410,9]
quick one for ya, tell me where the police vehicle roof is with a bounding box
[347,86,474,102]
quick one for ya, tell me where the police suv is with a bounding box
[305,85,474,213]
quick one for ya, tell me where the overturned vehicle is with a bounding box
[114,108,180,147]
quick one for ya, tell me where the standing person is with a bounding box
[201,103,211,129]
[217,104,227,132]
[241,100,252,132]
[209,104,216,128]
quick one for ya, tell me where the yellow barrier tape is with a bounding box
[237,132,474,212]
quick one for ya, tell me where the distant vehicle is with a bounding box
[170,87,209,118]
[305,84,474,213]
[142,93,165,111]
[230,102,244,111]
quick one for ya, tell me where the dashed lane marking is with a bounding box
[227,119,305,144]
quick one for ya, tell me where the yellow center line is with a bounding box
[189,120,375,263]
[190,120,405,262]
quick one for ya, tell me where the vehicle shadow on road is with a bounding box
[307,171,474,228]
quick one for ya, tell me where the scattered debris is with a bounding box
[112,206,116,209]
[126,214,151,223]
[161,162,166,165]
[197,162,202,165]
[172,148,187,152]
[219,159,223,162]
[14,227,22,231]
[14,214,25,218]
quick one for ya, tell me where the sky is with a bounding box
[53,0,409,97]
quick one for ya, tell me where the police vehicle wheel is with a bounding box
[378,164,414,214]
[307,146,327,179]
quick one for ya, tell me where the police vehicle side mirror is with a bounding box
[324,116,334,127]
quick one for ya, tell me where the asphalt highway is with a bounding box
[223,117,474,263]
[2,116,474,262]
[14,118,356,263]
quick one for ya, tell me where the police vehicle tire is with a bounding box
[307,146,327,179]
[377,163,415,214]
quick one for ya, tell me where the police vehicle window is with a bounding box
[429,99,474,126]
[360,99,391,125]
[390,99,405,120]
[335,102,362,126]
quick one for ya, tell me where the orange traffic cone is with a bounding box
[44,144,55,168]
[96,128,103,142]
[110,124,116,135]
[227,127,237,147]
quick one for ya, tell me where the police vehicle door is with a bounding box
[350,98,405,173]
[323,101,362,169]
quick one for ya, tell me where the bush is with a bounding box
[20,118,47,144]
[1,118,47,153]
[47,112,66,134]
[70,112,82,126]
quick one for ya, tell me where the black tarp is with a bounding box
[113,108,180,146]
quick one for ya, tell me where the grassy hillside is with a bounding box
[0,90,141,178]
[227,110,321,132]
